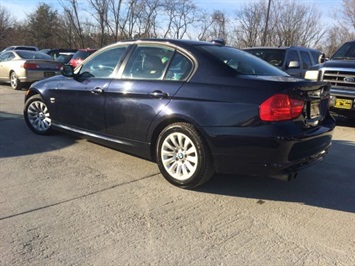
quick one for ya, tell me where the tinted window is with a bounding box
[80,46,128,78]
[300,51,312,69]
[122,45,173,79]
[199,46,287,76]
[164,52,193,81]
[244,49,285,67]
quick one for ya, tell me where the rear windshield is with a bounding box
[197,45,288,76]
[331,42,355,60]
[16,51,52,60]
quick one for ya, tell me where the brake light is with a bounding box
[259,94,304,121]
[22,63,40,69]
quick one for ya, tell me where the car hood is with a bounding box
[322,59,355,68]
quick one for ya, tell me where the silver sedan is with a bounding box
[0,50,62,90]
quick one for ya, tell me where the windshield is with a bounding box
[331,42,355,60]
[244,48,286,67]
[197,45,288,76]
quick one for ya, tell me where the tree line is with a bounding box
[1,0,355,57]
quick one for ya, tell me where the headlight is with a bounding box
[304,70,319,80]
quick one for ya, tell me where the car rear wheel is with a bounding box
[156,122,214,189]
[10,71,22,90]
[24,95,52,135]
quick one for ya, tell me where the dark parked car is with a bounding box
[69,48,97,67]
[24,39,335,188]
[40,48,78,60]
[244,46,325,78]
[55,52,75,65]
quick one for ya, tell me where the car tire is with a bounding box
[24,95,52,135]
[156,122,214,189]
[10,71,22,90]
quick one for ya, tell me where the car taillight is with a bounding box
[22,63,40,69]
[259,94,304,122]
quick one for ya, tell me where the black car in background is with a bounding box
[24,39,335,188]
[40,48,78,60]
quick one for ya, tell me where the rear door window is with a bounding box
[122,45,173,80]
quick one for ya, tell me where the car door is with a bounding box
[0,52,14,81]
[104,44,194,142]
[50,45,129,133]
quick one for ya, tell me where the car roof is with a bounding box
[244,46,321,53]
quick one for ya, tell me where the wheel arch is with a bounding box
[24,88,42,103]
[149,115,211,163]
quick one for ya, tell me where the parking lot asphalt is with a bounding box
[0,84,354,265]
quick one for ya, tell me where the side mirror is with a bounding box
[319,53,326,64]
[61,64,75,77]
[288,61,300,69]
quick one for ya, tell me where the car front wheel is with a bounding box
[156,122,214,189]
[10,71,22,90]
[24,95,52,135]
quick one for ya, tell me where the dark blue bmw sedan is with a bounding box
[24,39,336,188]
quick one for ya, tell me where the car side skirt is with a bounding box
[52,123,152,160]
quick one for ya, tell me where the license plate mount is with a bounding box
[310,100,320,118]
[44,72,55,78]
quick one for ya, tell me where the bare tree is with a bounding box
[235,0,267,47]
[272,0,324,47]
[136,0,161,38]
[162,0,198,39]
[88,0,109,47]
[197,10,229,42]
[235,0,325,48]
[0,5,15,47]
[323,0,355,56]
[61,0,86,47]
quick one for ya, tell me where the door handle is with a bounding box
[91,87,103,94]
[148,90,169,98]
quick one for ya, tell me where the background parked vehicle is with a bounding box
[0,50,62,90]
[69,48,97,67]
[0,45,39,55]
[40,48,78,60]
[24,39,335,189]
[244,46,325,78]
[55,52,76,65]
[305,40,355,120]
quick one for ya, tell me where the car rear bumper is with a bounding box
[19,70,61,83]
[203,115,336,178]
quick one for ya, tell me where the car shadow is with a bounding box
[2,111,354,214]
[332,112,355,128]
[196,138,355,214]
[0,111,76,158]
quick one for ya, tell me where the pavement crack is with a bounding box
[0,172,160,221]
